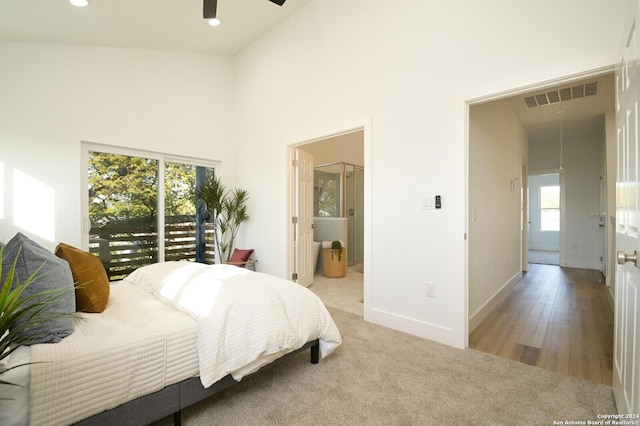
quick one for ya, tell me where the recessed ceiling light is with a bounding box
[208,18,221,27]
[70,0,89,7]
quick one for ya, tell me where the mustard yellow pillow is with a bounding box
[55,243,110,313]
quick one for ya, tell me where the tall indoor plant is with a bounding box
[195,175,250,264]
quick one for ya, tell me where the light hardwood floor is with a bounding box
[469,263,614,386]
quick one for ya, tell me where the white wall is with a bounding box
[0,0,633,349]
[468,99,528,326]
[564,133,605,269]
[529,139,562,171]
[0,42,236,251]
[234,0,632,348]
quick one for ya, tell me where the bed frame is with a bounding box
[72,340,320,426]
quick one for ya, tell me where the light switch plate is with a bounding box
[421,196,435,210]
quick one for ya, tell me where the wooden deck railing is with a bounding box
[90,215,215,281]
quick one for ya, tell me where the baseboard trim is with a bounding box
[364,307,459,348]
[468,271,522,334]
[560,260,601,270]
[529,245,560,252]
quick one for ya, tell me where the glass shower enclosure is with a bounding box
[314,162,364,266]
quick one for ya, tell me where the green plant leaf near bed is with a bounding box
[0,245,75,390]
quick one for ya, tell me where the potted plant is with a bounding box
[331,240,343,261]
[195,175,250,264]
[322,240,346,278]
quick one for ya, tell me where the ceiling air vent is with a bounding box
[523,81,598,108]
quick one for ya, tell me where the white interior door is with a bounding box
[521,165,528,272]
[614,3,640,414]
[600,172,607,276]
[294,148,314,287]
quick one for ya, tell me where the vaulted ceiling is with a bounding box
[0,0,311,56]
[1,0,614,143]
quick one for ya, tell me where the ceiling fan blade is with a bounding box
[269,0,286,5]
[203,0,217,19]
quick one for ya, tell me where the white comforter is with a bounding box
[27,262,341,426]
[29,281,200,426]
[124,261,342,387]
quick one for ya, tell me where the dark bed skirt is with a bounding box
[73,339,320,426]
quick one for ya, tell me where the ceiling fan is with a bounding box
[203,0,286,19]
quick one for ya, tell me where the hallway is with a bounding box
[469,264,613,385]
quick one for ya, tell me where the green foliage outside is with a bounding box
[88,152,204,227]
[316,174,338,217]
[89,152,158,227]
[165,162,210,217]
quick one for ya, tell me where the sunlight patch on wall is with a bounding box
[13,169,55,241]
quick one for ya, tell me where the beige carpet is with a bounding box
[152,308,616,426]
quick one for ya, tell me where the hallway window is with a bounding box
[540,185,560,231]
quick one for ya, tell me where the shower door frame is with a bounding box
[314,161,364,266]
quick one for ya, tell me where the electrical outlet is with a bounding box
[425,283,436,297]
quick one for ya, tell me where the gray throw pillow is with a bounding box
[1,233,75,344]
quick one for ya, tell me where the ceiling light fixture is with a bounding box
[203,0,285,24]
[69,0,89,7]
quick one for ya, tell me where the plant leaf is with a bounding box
[0,243,76,384]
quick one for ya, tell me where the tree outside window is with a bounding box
[88,151,215,280]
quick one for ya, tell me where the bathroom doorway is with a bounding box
[288,127,366,316]
[314,161,364,266]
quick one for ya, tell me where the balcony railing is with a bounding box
[89,215,215,281]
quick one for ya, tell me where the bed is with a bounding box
[1,249,342,426]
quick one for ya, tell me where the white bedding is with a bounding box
[124,262,342,387]
[0,345,31,426]
[26,262,341,425]
[29,281,200,426]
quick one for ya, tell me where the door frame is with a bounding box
[465,65,616,343]
[521,165,529,272]
[285,117,372,312]
[599,167,607,277]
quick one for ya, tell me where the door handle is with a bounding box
[617,250,638,267]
